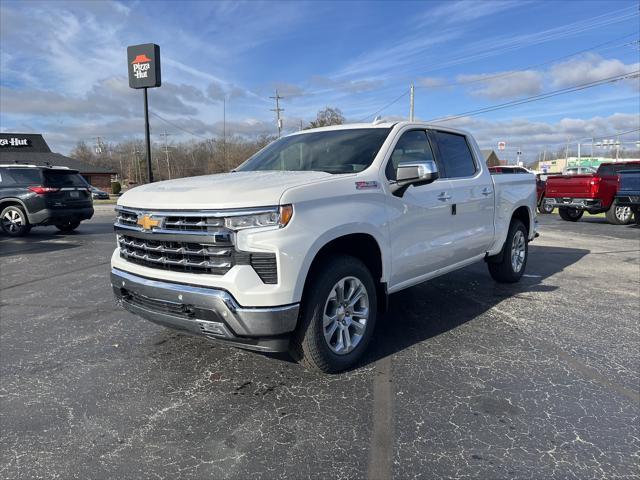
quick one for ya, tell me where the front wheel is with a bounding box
[558,207,583,222]
[487,219,528,283]
[290,256,377,373]
[1,206,31,237]
[55,220,81,232]
[605,200,633,225]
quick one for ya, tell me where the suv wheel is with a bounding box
[605,200,633,225]
[1,206,31,237]
[56,220,81,232]
[558,207,583,222]
[291,255,377,373]
[487,219,528,283]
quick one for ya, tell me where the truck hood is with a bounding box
[118,171,334,210]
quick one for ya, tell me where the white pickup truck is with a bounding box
[111,121,537,372]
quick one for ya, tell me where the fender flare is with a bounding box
[291,223,388,303]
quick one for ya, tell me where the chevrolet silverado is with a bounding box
[111,122,537,372]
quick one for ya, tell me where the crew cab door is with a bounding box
[384,129,455,287]
[428,129,495,261]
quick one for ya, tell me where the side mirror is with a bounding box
[392,160,439,197]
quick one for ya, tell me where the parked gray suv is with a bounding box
[0,165,94,236]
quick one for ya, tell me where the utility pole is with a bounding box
[270,89,284,138]
[409,83,415,121]
[223,97,227,170]
[159,131,172,179]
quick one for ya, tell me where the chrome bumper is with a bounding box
[111,268,299,352]
[547,198,601,209]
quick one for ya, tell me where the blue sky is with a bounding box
[0,0,638,162]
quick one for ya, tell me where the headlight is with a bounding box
[225,205,293,230]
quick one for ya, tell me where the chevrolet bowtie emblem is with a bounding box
[137,214,160,231]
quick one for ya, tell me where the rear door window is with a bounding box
[430,131,477,178]
[43,171,87,187]
[6,168,42,185]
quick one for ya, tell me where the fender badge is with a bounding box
[355,181,380,190]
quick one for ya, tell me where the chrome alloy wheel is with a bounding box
[511,230,526,273]
[2,209,24,234]
[323,276,369,355]
[615,205,632,222]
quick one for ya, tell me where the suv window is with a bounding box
[431,130,477,178]
[386,130,435,180]
[44,170,86,187]
[5,168,42,185]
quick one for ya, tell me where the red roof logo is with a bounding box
[131,54,152,64]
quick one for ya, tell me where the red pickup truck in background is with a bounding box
[545,161,640,224]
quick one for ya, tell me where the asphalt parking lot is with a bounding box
[1,206,638,480]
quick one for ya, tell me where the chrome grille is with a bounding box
[163,215,224,232]
[116,209,138,228]
[114,207,278,283]
[118,234,234,275]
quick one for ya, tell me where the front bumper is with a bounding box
[111,268,299,352]
[28,206,94,225]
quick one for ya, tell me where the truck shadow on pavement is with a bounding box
[356,245,589,370]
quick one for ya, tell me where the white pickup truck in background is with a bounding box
[111,121,537,372]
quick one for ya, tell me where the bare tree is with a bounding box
[306,107,345,129]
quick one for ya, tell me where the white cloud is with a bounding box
[437,112,640,163]
[550,53,639,88]
[417,77,447,88]
[457,70,543,99]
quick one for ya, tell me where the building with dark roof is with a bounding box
[481,149,506,167]
[0,133,116,190]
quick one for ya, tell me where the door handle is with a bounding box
[437,193,452,201]
[481,188,492,196]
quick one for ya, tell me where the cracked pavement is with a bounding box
[1,206,638,479]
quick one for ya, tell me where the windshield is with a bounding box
[237,128,391,174]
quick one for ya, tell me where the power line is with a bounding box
[415,33,638,90]
[356,89,410,122]
[149,111,210,140]
[428,70,640,123]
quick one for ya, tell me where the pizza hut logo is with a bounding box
[131,54,152,79]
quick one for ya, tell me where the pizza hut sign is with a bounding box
[0,137,30,147]
[127,43,161,89]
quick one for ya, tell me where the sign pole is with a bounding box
[143,87,153,183]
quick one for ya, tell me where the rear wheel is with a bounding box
[538,196,554,214]
[55,220,81,232]
[487,219,528,283]
[605,200,633,225]
[290,255,377,373]
[1,206,31,237]
[558,207,583,222]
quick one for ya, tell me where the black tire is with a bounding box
[487,219,528,283]
[538,196,554,214]
[558,207,583,222]
[1,205,31,237]
[604,200,633,225]
[55,220,81,232]
[290,255,377,374]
